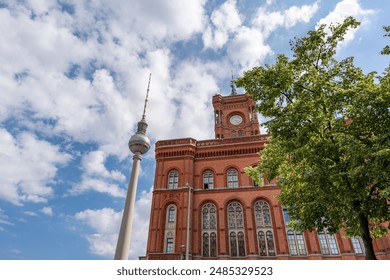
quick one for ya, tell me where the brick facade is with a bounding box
[145,92,390,260]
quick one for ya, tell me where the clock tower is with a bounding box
[213,82,260,139]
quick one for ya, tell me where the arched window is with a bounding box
[168,170,178,189]
[318,229,339,255]
[164,204,176,254]
[228,201,246,257]
[227,168,238,188]
[282,207,307,256]
[203,170,214,190]
[254,200,276,256]
[202,203,217,257]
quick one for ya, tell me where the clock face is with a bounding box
[229,114,243,125]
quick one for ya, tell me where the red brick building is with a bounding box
[145,87,390,260]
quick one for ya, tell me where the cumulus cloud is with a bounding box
[228,27,273,70]
[209,1,320,70]
[75,188,152,259]
[203,0,242,49]
[316,0,375,46]
[0,129,71,205]
[252,2,320,37]
[70,150,126,197]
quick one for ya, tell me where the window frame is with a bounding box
[203,170,214,190]
[318,230,339,256]
[254,200,276,257]
[227,201,246,257]
[227,168,239,188]
[202,203,218,257]
[167,170,179,189]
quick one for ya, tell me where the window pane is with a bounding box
[236,206,243,228]
[228,206,235,228]
[168,206,175,223]
[318,232,330,255]
[328,234,339,255]
[266,231,275,256]
[203,233,209,257]
[210,208,216,229]
[351,237,365,255]
[210,233,217,257]
[255,205,264,227]
[166,238,174,253]
[227,169,238,188]
[258,231,266,256]
[287,230,298,255]
[230,232,237,257]
[296,232,307,255]
[238,232,246,256]
[203,171,214,189]
[202,207,209,229]
[168,171,178,189]
[263,204,271,226]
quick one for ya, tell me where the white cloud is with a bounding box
[227,27,273,70]
[203,0,242,49]
[75,188,152,259]
[98,0,207,42]
[219,2,319,70]
[40,207,54,216]
[70,150,126,197]
[23,211,38,217]
[253,2,320,37]
[0,129,71,205]
[316,0,375,46]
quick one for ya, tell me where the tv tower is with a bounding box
[114,74,152,260]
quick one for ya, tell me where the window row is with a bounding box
[167,168,261,189]
[164,203,365,257]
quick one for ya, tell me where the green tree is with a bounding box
[237,17,390,260]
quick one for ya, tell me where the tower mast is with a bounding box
[114,73,152,260]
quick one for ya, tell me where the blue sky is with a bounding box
[0,0,388,260]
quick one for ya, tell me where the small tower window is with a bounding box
[203,170,214,189]
[168,170,179,189]
[168,206,176,223]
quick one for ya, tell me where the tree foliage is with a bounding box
[236,17,390,259]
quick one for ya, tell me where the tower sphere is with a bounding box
[129,133,151,154]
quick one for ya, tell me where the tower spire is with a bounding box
[136,73,152,135]
[230,70,237,96]
[141,73,152,121]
